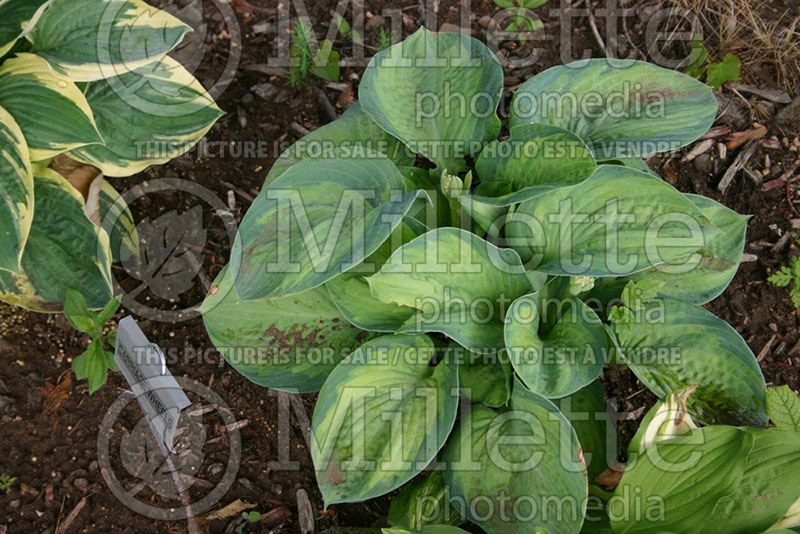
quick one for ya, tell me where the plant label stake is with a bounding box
[114,316,191,455]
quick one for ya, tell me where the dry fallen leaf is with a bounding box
[44,373,72,414]
[203,499,257,521]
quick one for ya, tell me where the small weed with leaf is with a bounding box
[493,0,546,44]
[0,474,17,493]
[685,35,741,89]
[376,27,395,52]
[235,511,262,533]
[769,254,800,307]
[65,289,122,394]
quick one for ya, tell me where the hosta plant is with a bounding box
[202,28,800,533]
[0,0,222,311]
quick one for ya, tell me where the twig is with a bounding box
[289,122,311,138]
[718,140,759,193]
[314,86,338,123]
[585,0,613,58]
[222,181,255,203]
[56,496,86,533]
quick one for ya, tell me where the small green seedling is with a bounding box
[376,27,395,52]
[768,254,800,307]
[0,474,17,492]
[685,35,741,89]
[287,19,340,88]
[235,511,262,533]
[493,0,546,44]
[65,288,121,394]
[335,13,363,45]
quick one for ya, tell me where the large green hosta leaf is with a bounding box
[266,103,413,186]
[556,381,612,482]
[69,56,222,177]
[359,27,503,171]
[458,350,512,408]
[442,381,588,534]
[612,297,767,426]
[325,222,420,332]
[0,105,32,272]
[388,470,462,529]
[0,166,113,311]
[469,123,597,206]
[504,279,607,398]
[0,0,48,57]
[510,58,717,160]
[367,228,533,352]
[506,165,717,275]
[27,0,189,81]
[591,194,748,305]
[704,428,800,534]
[311,334,458,505]
[199,266,374,393]
[611,426,753,534]
[231,150,421,300]
[92,178,138,264]
[0,54,102,160]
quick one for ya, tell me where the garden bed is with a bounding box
[1,0,799,532]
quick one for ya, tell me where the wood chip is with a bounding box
[719,140,760,193]
[726,125,768,150]
[757,333,778,362]
[289,122,311,138]
[297,489,314,534]
[729,83,792,104]
[699,125,730,139]
[681,139,715,162]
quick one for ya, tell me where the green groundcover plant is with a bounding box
[0,0,222,312]
[202,28,800,533]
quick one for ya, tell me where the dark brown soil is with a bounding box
[1,0,798,533]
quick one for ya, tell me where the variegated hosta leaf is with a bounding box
[0,105,33,272]
[458,350,512,408]
[0,0,48,57]
[469,123,597,207]
[591,194,748,305]
[68,56,222,176]
[0,166,113,311]
[0,53,102,160]
[27,0,190,82]
[504,278,607,398]
[506,165,717,275]
[87,177,138,264]
[556,380,612,482]
[442,381,588,534]
[627,385,698,459]
[359,27,503,172]
[388,470,462,529]
[384,526,471,534]
[612,296,767,427]
[704,428,800,534]
[199,266,375,393]
[367,228,533,352]
[231,150,421,300]
[266,102,413,186]
[325,222,420,332]
[611,426,753,534]
[510,58,718,160]
[311,334,459,505]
